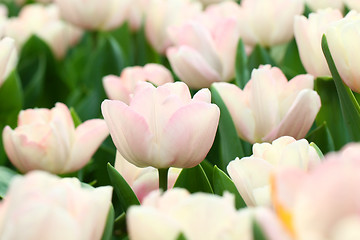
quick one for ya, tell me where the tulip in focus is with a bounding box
[238,0,304,47]
[54,0,130,31]
[227,136,321,207]
[127,188,291,240]
[167,7,240,89]
[101,81,220,169]
[213,65,321,143]
[0,37,17,88]
[272,143,360,240]
[326,11,360,93]
[103,63,174,104]
[305,0,344,11]
[0,171,112,240]
[115,151,181,203]
[2,103,109,174]
[144,0,202,54]
[294,8,343,77]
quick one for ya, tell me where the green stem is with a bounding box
[158,168,169,192]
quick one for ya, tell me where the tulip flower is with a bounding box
[197,0,236,7]
[167,8,240,89]
[294,9,343,77]
[0,171,112,240]
[227,136,321,207]
[127,188,291,240]
[0,37,17,88]
[238,0,304,47]
[305,0,344,11]
[4,4,82,59]
[101,81,220,169]
[325,11,360,93]
[114,151,181,203]
[54,0,130,31]
[126,0,150,31]
[212,65,321,143]
[144,0,202,54]
[2,103,109,174]
[345,0,360,11]
[103,63,174,104]
[272,143,360,240]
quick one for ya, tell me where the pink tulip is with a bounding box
[294,9,343,77]
[54,0,130,31]
[114,151,181,203]
[212,65,321,143]
[101,81,220,169]
[0,37,17,88]
[167,7,240,89]
[325,11,360,93]
[2,103,109,174]
[144,0,202,54]
[103,63,174,104]
[272,143,360,240]
[227,136,321,207]
[0,171,112,240]
[238,0,304,47]
[127,189,291,240]
[126,0,150,31]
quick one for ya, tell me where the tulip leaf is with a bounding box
[176,233,187,240]
[212,166,247,209]
[0,166,18,199]
[70,107,82,127]
[248,44,276,71]
[322,35,360,142]
[310,142,324,159]
[235,39,250,89]
[280,39,306,79]
[174,164,213,194]
[314,77,350,150]
[107,163,140,212]
[101,205,115,240]
[109,22,134,66]
[210,86,244,172]
[306,122,335,154]
[114,212,127,237]
[253,219,268,240]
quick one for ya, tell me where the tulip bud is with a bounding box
[2,103,109,174]
[294,8,343,77]
[101,82,220,169]
[103,63,174,104]
[213,65,321,143]
[227,136,321,207]
[0,171,112,240]
[0,37,17,88]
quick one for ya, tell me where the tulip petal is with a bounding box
[103,75,131,103]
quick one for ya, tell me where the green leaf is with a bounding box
[321,35,360,142]
[107,163,140,212]
[210,85,244,172]
[248,44,276,71]
[101,205,115,240]
[174,165,213,194]
[235,39,250,89]
[306,122,335,154]
[212,166,246,209]
[253,219,268,240]
[310,142,324,159]
[176,233,187,240]
[279,39,306,79]
[70,107,82,127]
[0,166,18,198]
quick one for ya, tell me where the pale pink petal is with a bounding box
[192,88,211,103]
[102,75,131,103]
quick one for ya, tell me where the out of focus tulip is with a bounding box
[0,171,112,240]
[4,4,82,59]
[16,0,53,5]
[0,37,17,88]
[126,0,149,31]
[272,143,360,240]
[305,0,344,11]
[167,7,240,89]
[103,63,174,104]
[326,11,360,93]
[2,103,109,174]
[345,0,360,11]
[127,188,291,240]
[115,151,180,203]
[197,0,236,7]
[101,82,220,169]
[227,136,321,207]
[144,0,202,54]
[238,0,304,47]
[54,0,130,31]
[212,65,321,143]
[294,9,343,77]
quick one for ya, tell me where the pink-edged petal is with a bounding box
[66,119,109,173]
[114,151,142,186]
[102,75,131,103]
[143,63,174,86]
[18,108,51,125]
[2,126,27,172]
[101,100,152,167]
[167,46,222,89]
[263,89,321,142]
[156,102,220,168]
[192,88,211,103]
